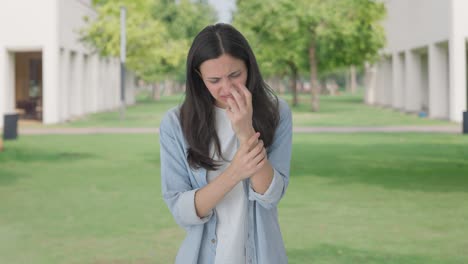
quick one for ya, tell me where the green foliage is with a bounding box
[313,0,387,72]
[234,0,386,75]
[151,0,217,81]
[234,0,309,78]
[81,0,217,82]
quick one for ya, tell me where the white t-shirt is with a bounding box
[207,106,248,264]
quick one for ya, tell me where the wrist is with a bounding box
[222,165,242,186]
[238,127,256,144]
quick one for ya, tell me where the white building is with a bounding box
[366,0,468,123]
[0,0,136,127]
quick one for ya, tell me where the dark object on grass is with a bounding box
[3,113,19,140]
[463,111,468,134]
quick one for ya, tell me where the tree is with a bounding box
[151,0,217,89]
[234,0,308,106]
[81,0,217,97]
[82,0,170,82]
[234,0,386,111]
[302,0,386,110]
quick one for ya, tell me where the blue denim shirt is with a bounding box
[160,98,292,264]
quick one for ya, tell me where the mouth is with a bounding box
[220,95,233,101]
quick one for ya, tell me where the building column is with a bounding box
[405,50,421,112]
[0,48,5,128]
[69,52,77,117]
[420,51,429,113]
[107,59,114,110]
[392,52,405,110]
[43,45,60,124]
[75,53,84,116]
[106,59,114,110]
[89,54,99,113]
[448,37,467,122]
[59,48,69,121]
[83,54,90,114]
[125,70,136,105]
[364,62,377,105]
[429,43,450,119]
[375,60,385,105]
[0,49,16,128]
[111,58,119,109]
[100,57,106,111]
[449,0,468,122]
[112,59,119,108]
[383,57,393,106]
[102,59,108,110]
[98,58,103,112]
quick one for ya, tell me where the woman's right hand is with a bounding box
[228,132,267,181]
[193,132,267,218]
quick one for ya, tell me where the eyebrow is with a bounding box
[206,70,241,80]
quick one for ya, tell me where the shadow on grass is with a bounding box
[0,147,96,163]
[288,94,365,113]
[291,139,468,193]
[0,144,97,185]
[287,244,458,264]
[136,93,184,105]
[0,168,25,185]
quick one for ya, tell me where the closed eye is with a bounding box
[229,72,241,78]
[206,71,241,83]
[208,79,220,84]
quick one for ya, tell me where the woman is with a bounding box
[160,23,292,264]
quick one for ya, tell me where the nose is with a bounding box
[221,78,235,92]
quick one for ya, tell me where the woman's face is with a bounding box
[198,54,248,109]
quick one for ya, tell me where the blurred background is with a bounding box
[0,0,467,263]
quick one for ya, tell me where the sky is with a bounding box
[207,0,236,23]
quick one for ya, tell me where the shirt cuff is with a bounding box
[177,189,213,226]
[248,168,284,208]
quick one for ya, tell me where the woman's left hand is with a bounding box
[226,83,255,144]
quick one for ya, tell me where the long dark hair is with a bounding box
[180,23,279,170]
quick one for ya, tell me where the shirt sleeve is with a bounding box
[160,112,213,229]
[248,99,292,209]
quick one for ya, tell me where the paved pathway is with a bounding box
[18,125,462,135]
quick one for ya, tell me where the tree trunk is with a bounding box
[267,77,279,93]
[178,82,185,93]
[350,65,357,94]
[164,79,174,96]
[279,79,286,94]
[345,69,351,93]
[152,83,160,101]
[288,62,298,106]
[274,76,282,94]
[309,41,320,111]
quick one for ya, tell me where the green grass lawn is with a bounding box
[40,93,186,128]
[22,91,457,128]
[1,133,467,263]
[281,93,457,127]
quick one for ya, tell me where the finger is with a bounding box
[248,140,264,158]
[254,157,267,171]
[236,83,252,106]
[230,85,246,108]
[227,97,239,113]
[245,132,260,149]
[251,146,266,165]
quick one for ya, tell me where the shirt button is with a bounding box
[211,239,216,244]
